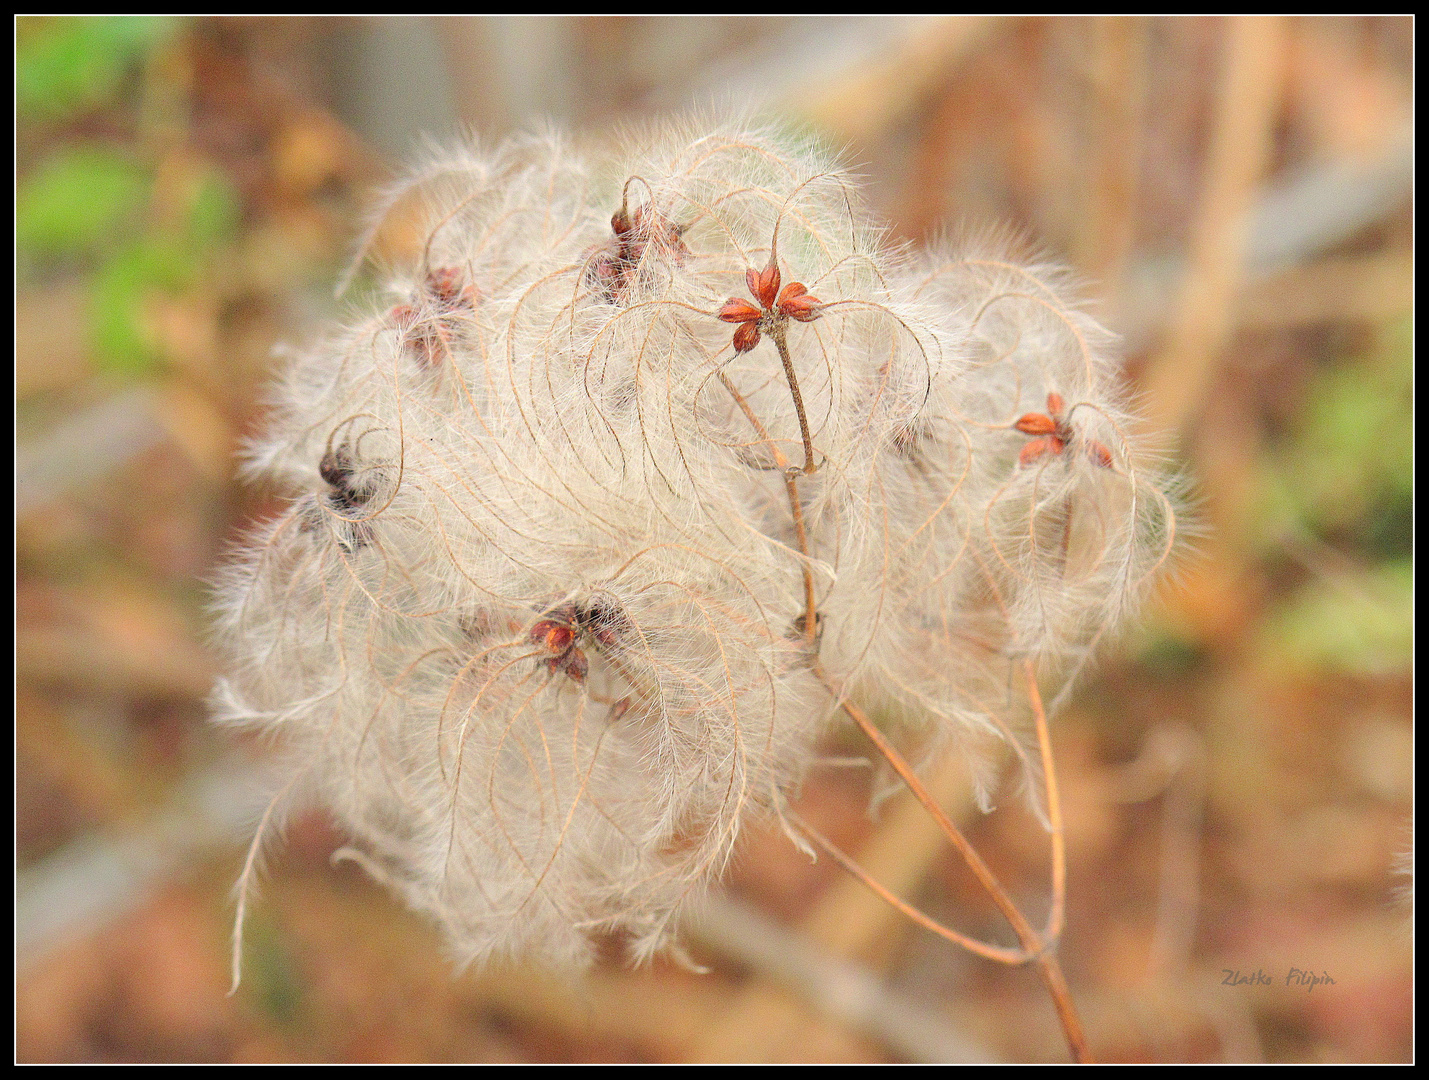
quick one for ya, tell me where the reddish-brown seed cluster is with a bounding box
[529,614,589,683]
[1015,392,1114,468]
[389,266,479,366]
[318,444,370,513]
[426,266,477,309]
[526,599,630,684]
[307,443,376,552]
[717,259,823,353]
[586,204,690,303]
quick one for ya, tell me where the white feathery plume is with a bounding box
[211,118,1179,973]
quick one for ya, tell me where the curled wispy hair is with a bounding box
[211,117,1180,975]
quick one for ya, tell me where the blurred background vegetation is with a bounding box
[15,16,1411,1063]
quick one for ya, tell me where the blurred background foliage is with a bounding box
[18,17,241,375]
[15,16,1412,1063]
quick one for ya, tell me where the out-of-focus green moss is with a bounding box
[185,174,243,253]
[17,16,176,123]
[241,912,305,1027]
[89,242,184,373]
[1133,631,1209,679]
[86,169,242,374]
[17,17,245,378]
[1254,319,1413,673]
[17,147,151,265]
[1260,559,1412,674]
[1260,318,1412,556]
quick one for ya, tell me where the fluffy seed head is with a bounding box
[211,116,1179,970]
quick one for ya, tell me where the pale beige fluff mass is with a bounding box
[211,117,1179,974]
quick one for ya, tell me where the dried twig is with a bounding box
[1143,17,1287,434]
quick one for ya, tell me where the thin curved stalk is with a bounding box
[791,811,1033,965]
[813,662,1091,1062]
[725,322,1089,1060]
[718,371,818,648]
[770,327,819,474]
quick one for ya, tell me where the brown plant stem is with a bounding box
[1025,659,1067,943]
[1021,662,1087,1060]
[724,316,1088,1060]
[814,662,1090,1062]
[770,327,819,475]
[791,812,1031,965]
[817,666,1040,945]
[1034,948,1090,1064]
[784,471,818,647]
[718,371,818,648]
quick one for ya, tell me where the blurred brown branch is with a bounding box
[1144,16,1287,438]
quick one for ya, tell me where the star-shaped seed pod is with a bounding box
[717,258,824,353]
[1015,392,1114,468]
